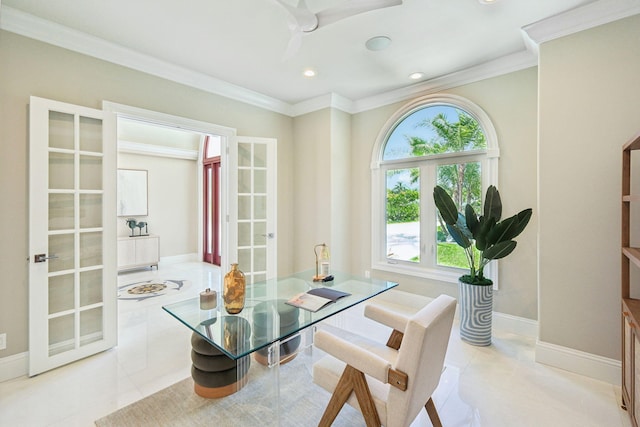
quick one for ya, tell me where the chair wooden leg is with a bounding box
[350,367,381,427]
[318,365,381,427]
[386,329,404,350]
[318,367,354,427]
[425,397,442,427]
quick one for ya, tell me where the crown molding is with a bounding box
[349,50,538,114]
[2,2,639,118]
[291,92,356,117]
[522,0,640,46]
[0,6,294,116]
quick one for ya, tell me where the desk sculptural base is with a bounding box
[190,317,251,398]
[252,299,301,366]
[163,269,398,419]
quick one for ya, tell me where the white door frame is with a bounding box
[102,102,237,264]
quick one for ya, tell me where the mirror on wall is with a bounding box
[117,169,148,216]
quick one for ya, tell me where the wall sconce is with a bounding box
[313,243,331,282]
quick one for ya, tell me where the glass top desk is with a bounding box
[163,270,397,423]
[163,270,398,361]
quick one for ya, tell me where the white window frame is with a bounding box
[370,94,500,287]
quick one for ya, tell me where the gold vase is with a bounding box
[223,263,246,314]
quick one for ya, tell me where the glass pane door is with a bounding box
[226,137,277,285]
[29,96,116,376]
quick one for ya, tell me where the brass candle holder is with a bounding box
[313,243,330,282]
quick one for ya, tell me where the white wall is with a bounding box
[292,109,332,271]
[291,108,353,274]
[330,109,352,272]
[117,153,197,259]
[538,14,640,360]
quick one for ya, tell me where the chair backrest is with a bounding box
[386,294,456,427]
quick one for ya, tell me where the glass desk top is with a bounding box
[163,270,398,360]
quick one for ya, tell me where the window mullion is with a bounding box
[422,163,437,268]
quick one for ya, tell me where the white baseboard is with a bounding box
[535,340,621,385]
[0,352,28,382]
[159,253,199,266]
[493,311,538,338]
[488,313,620,385]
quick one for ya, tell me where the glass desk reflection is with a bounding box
[162,270,398,420]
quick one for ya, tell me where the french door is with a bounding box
[28,96,116,376]
[203,157,221,265]
[224,136,277,284]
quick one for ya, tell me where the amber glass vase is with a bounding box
[223,263,246,314]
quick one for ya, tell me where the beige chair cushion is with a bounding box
[363,290,435,336]
[387,295,456,427]
[313,294,456,427]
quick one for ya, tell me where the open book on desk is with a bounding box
[285,287,351,312]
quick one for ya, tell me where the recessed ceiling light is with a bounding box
[478,0,499,3]
[303,69,316,78]
[409,72,424,80]
[365,36,392,51]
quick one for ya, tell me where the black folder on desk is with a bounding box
[306,287,350,302]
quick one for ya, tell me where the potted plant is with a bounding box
[433,185,532,346]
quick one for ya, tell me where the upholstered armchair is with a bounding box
[312,294,456,427]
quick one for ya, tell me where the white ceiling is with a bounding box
[1,0,632,111]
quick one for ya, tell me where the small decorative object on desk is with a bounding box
[200,288,217,310]
[223,263,246,314]
[313,243,331,282]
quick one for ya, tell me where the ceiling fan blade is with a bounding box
[316,0,402,28]
[275,0,318,32]
[282,25,303,61]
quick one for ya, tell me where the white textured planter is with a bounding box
[458,280,493,346]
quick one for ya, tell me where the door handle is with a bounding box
[34,254,59,263]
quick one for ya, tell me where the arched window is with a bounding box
[371,94,500,284]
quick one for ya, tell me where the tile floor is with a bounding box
[0,261,632,427]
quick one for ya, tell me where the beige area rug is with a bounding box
[95,353,365,427]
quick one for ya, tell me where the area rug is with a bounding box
[95,353,365,427]
[117,279,189,302]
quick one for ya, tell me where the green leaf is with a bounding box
[486,216,518,246]
[483,185,502,221]
[475,216,495,251]
[465,204,479,235]
[433,186,459,225]
[503,208,532,240]
[456,213,473,240]
[483,240,517,260]
[447,224,472,249]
